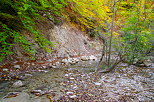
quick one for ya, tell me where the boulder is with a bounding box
[13,80,23,88]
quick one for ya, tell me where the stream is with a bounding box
[0,60,153,102]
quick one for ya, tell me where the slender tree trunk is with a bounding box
[107,0,116,67]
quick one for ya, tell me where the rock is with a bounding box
[31,86,53,96]
[4,92,20,98]
[81,56,89,61]
[31,63,35,66]
[31,89,48,96]
[52,66,57,68]
[31,90,42,94]
[47,59,52,62]
[25,74,33,77]
[68,58,78,64]
[2,92,30,102]
[48,65,57,68]
[12,80,23,88]
[70,77,75,80]
[42,66,46,68]
[55,61,60,66]
[23,74,33,79]
[69,95,77,98]
[67,58,73,63]
[62,59,68,64]
[62,58,80,64]
[66,92,73,95]
[31,90,53,96]
[120,63,128,67]
[94,82,101,86]
[14,65,21,69]
[73,86,78,89]
[89,55,97,60]
[74,58,80,62]
[2,68,9,71]
[72,58,80,63]
[43,70,48,73]
[65,74,69,77]
[144,61,152,67]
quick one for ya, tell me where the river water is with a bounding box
[0,61,153,102]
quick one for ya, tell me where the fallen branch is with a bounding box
[98,59,122,73]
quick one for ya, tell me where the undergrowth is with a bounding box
[0,0,67,61]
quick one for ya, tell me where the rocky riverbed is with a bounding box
[0,60,154,102]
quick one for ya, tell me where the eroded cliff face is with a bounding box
[49,23,102,57]
[34,21,103,60]
[0,21,103,80]
[5,21,102,61]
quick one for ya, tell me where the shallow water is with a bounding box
[0,61,97,102]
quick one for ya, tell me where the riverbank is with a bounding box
[0,60,153,102]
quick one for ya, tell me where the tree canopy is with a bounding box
[0,0,153,63]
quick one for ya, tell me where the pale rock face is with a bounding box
[11,22,103,62]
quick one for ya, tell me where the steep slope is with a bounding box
[0,21,103,80]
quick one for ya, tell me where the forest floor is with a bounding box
[56,63,154,102]
[0,61,153,102]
